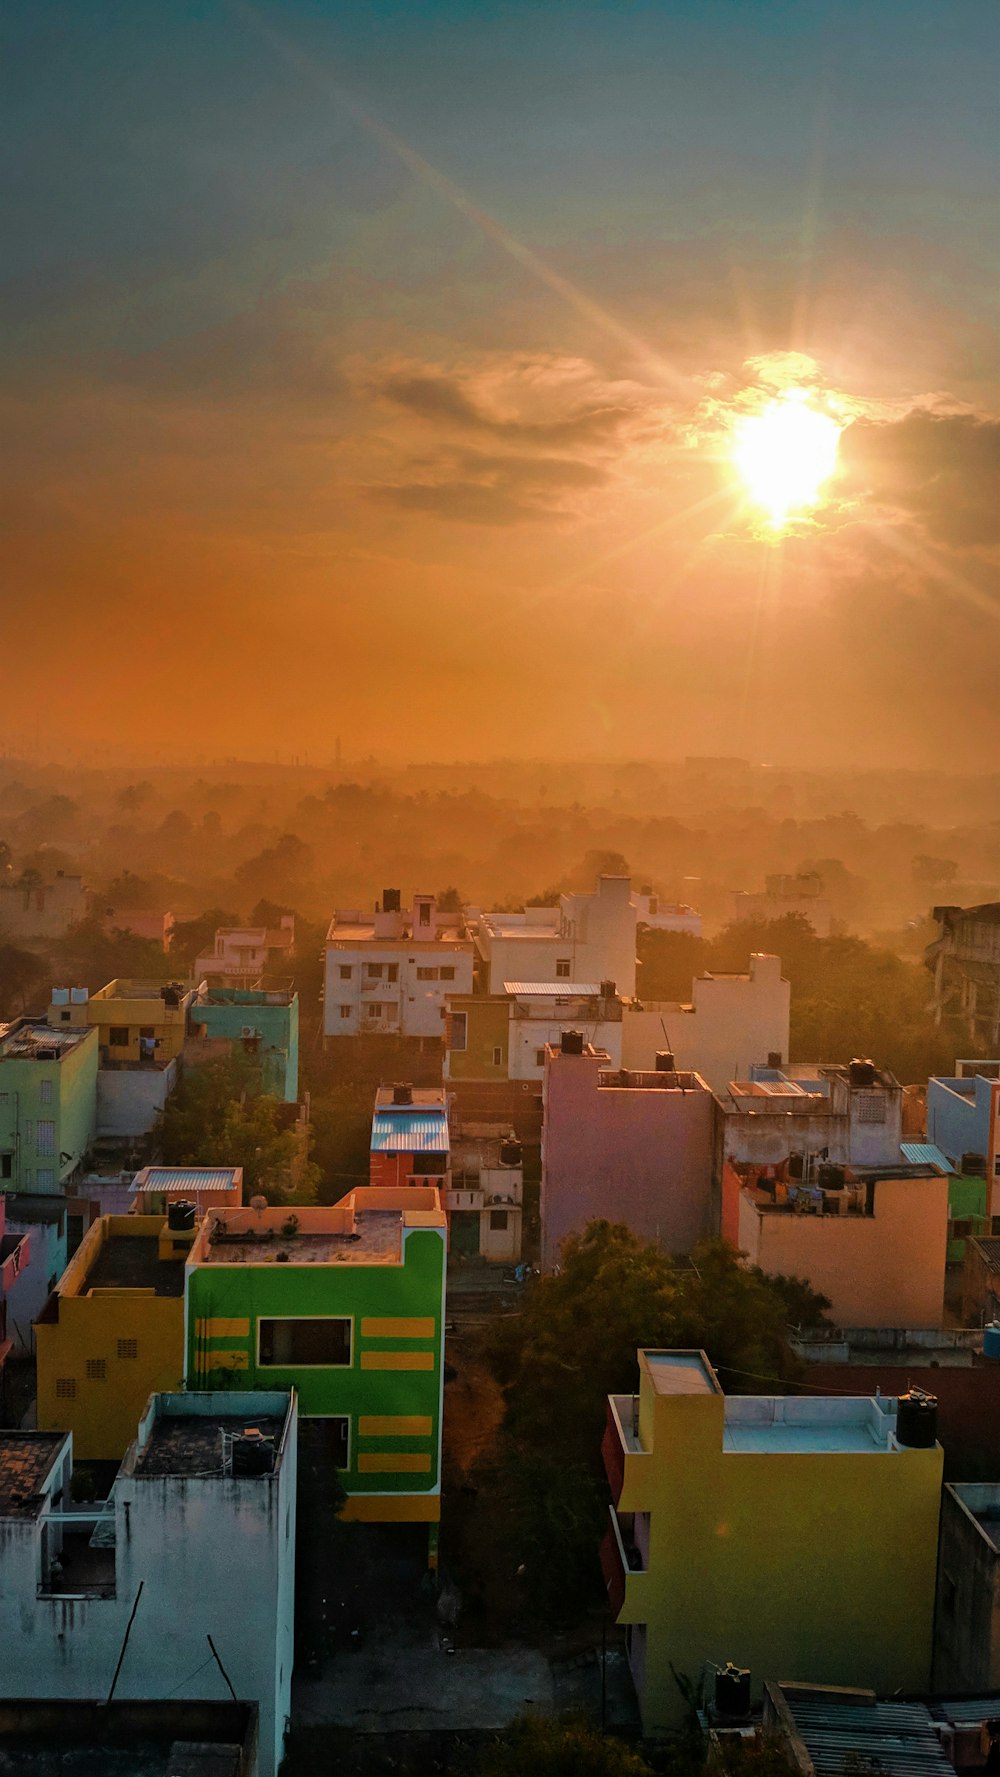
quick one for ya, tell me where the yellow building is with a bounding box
[49,980,194,1067]
[601,1349,943,1731]
[35,1215,188,1459]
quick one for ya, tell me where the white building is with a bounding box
[324,891,474,1041]
[632,891,702,937]
[621,953,790,1093]
[193,917,295,986]
[0,1391,297,1777]
[505,982,624,1080]
[448,1126,524,1264]
[471,875,637,998]
[732,873,833,938]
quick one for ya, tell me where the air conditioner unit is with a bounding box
[241,1026,254,1038]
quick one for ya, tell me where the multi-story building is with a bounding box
[369,1084,450,1190]
[324,891,474,1042]
[927,1061,1000,1215]
[470,875,637,997]
[623,952,789,1092]
[601,1348,942,1731]
[632,890,702,936]
[541,1038,717,1268]
[0,1019,97,1195]
[193,916,295,987]
[185,1186,447,1550]
[0,871,87,940]
[0,1192,67,1367]
[934,1482,1000,1690]
[50,979,193,1065]
[444,982,624,1084]
[926,902,1000,1043]
[187,983,300,1100]
[35,1214,189,1458]
[0,1390,296,1777]
[448,1122,523,1263]
[736,1161,949,1328]
[731,871,833,937]
[900,1139,989,1263]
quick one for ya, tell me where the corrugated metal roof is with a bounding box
[504,981,603,997]
[370,1111,450,1155]
[901,1142,953,1171]
[785,1696,953,1775]
[133,1168,240,1191]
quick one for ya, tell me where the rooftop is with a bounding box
[645,1351,721,1396]
[76,1229,186,1297]
[0,1019,92,1059]
[90,979,193,1004]
[190,1190,446,1267]
[133,1413,287,1479]
[596,1066,706,1091]
[370,1107,450,1154]
[326,919,470,946]
[0,1433,64,1517]
[504,981,604,996]
[769,1683,953,1777]
[901,1141,955,1171]
[722,1395,901,1454]
[964,1235,1000,1273]
[130,1167,242,1197]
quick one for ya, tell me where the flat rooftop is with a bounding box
[505,981,603,996]
[0,1434,64,1516]
[134,1413,286,1479]
[90,980,192,1002]
[645,1352,721,1396]
[723,1395,903,1455]
[597,1066,706,1091]
[193,1194,444,1265]
[85,1235,186,1297]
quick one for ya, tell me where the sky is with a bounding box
[2,0,998,768]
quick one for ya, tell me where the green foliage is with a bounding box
[476,1715,653,1777]
[0,943,49,1016]
[308,1084,375,1201]
[168,907,240,970]
[435,885,464,911]
[53,916,171,992]
[160,1054,318,1203]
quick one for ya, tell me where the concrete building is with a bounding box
[0,1193,67,1363]
[101,906,175,948]
[0,1699,257,1772]
[471,875,637,998]
[0,1390,296,1777]
[49,979,194,1065]
[129,1165,243,1214]
[369,1085,450,1191]
[193,917,295,987]
[186,1187,447,1541]
[0,1019,98,1195]
[632,891,701,936]
[927,1061,1000,1215]
[901,1139,989,1263]
[323,892,474,1042]
[601,1349,942,1732]
[622,953,789,1092]
[0,871,86,940]
[444,982,624,1084]
[731,872,833,937]
[961,1235,1000,1326]
[448,1122,523,1263]
[187,984,300,1101]
[934,1483,1000,1691]
[736,1162,949,1329]
[35,1215,189,1459]
[541,1039,717,1268]
[926,902,1000,1043]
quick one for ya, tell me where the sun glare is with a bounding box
[731,390,842,530]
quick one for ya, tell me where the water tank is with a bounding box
[984,1323,1000,1361]
[70,987,89,1005]
[167,1199,196,1232]
[655,1051,676,1073]
[849,1057,877,1087]
[896,1389,938,1448]
[499,1140,522,1167]
[817,1163,846,1191]
[767,1051,783,1068]
[382,888,401,913]
[231,1432,276,1476]
[599,979,617,999]
[715,1663,751,1718]
[561,1029,584,1056]
[392,1082,413,1106]
[51,987,69,1006]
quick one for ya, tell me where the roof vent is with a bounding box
[392,1082,413,1105]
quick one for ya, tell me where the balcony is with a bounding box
[599,1506,649,1622]
[602,1394,652,1511]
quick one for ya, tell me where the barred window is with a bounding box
[855,1093,886,1124]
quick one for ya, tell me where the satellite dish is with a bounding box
[250,1195,268,1215]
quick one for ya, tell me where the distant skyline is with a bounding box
[3,0,998,767]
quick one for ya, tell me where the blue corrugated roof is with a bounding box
[371,1110,450,1154]
[785,1695,953,1775]
[901,1142,953,1172]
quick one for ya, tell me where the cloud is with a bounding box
[840,406,1000,549]
[366,447,609,526]
[374,358,637,447]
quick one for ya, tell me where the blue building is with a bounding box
[927,1064,1000,1172]
[187,986,299,1101]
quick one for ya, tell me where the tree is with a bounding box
[169,908,240,971]
[53,917,171,993]
[0,944,49,1016]
[116,781,153,814]
[477,1716,653,1777]
[435,885,464,911]
[159,1054,319,1203]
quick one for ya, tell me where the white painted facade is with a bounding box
[622,952,790,1093]
[96,1057,179,1138]
[472,875,637,997]
[506,986,624,1080]
[632,893,702,936]
[0,1392,297,1777]
[324,895,474,1040]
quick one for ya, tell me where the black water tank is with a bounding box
[767,1051,783,1068]
[499,1140,522,1167]
[787,1152,804,1180]
[817,1163,846,1190]
[231,1433,276,1477]
[655,1051,676,1073]
[715,1663,751,1718]
[382,888,401,912]
[849,1057,877,1086]
[392,1082,413,1105]
[896,1389,938,1448]
[962,1152,987,1176]
[600,979,617,999]
[167,1199,196,1231]
[561,1030,584,1055]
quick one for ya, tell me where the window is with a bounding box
[489,1209,509,1231]
[339,964,353,980]
[259,1317,352,1367]
[0,1155,12,1180]
[416,967,438,981]
[535,1048,546,1067]
[109,1027,129,1047]
[60,1010,71,1022]
[55,1378,76,1400]
[117,1338,138,1359]
[417,902,431,926]
[450,1012,468,1052]
[365,962,384,979]
[340,1005,352,1019]
[37,1121,55,1156]
[386,962,399,983]
[439,966,455,982]
[39,1080,53,1104]
[555,959,571,978]
[36,1169,55,1190]
[492,1046,503,1067]
[992,1216,1000,1237]
[368,1003,383,1019]
[85,1359,107,1381]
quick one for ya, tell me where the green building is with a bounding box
[902,1141,989,1262]
[185,1187,446,1544]
[187,986,299,1101]
[0,1020,98,1193]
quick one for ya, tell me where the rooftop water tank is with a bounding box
[382,888,401,913]
[70,987,89,1005]
[984,1323,1000,1362]
[231,1432,276,1476]
[561,1029,584,1056]
[392,1082,413,1105]
[655,1051,676,1073]
[599,979,617,998]
[896,1389,938,1448]
[167,1199,196,1232]
[849,1057,877,1087]
[499,1140,522,1168]
[51,988,69,1006]
[715,1663,751,1718]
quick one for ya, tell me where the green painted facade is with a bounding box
[189,989,299,1101]
[446,995,509,1081]
[0,1024,98,1193]
[947,1171,988,1262]
[185,1223,445,1516]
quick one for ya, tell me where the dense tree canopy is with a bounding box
[159,1054,318,1203]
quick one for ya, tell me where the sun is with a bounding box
[731,389,842,530]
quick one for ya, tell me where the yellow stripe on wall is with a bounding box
[361,1351,435,1371]
[359,1415,432,1437]
[357,1453,432,1474]
[195,1318,250,1339]
[361,1317,436,1339]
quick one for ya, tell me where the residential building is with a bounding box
[449,1122,523,1263]
[901,1139,989,1262]
[0,1195,31,1384]
[961,1235,1000,1326]
[193,916,295,987]
[0,1389,296,1777]
[444,982,624,1084]
[50,979,194,1065]
[0,1019,98,1195]
[541,1039,717,1268]
[129,1165,243,1214]
[101,906,175,948]
[323,891,474,1042]
[0,871,86,940]
[737,1161,949,1328]
[470,875,637,998]
[926,902,1000,1042]
[632,890,701,936]
[185,1187,447,1543]
[731,871,833,937]
[0,1193,67,1363]
[187,983,300,1101]
[622,952,789,1092]
[601,1349,942,1731]
[934,1483,1000,1690]
[369,1085,450,1191]
[927,1060,1000,1214]
[35,1214,189,1458]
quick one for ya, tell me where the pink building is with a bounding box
[540,1038,718,1268]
